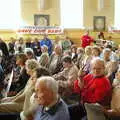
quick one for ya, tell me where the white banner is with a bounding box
[108,26,120,33]
[17,26,63,34]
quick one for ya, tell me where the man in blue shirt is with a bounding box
[33,76,70,120]
[40,34,53,55]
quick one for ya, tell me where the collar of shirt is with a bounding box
[43,98,62,115]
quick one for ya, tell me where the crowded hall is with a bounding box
[0,0,120,120]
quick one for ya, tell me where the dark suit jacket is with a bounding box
[10,67,30,93]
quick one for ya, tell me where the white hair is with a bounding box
[41,45,48,50]
[36,76,58,95]
[25,59,40,71]
[91,57,104,67]
[24,48,33,54]
[103,48,111,54]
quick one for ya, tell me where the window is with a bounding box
[114,0,120,28]
[0,0,21,29]
[60,0,83,28]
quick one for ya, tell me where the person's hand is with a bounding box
[26,114,33,120]
[1,97,12,103]
[78,79,84,89]
[102,107,115,116]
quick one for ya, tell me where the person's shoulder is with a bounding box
[84,74,93,79]
[53,99,70,120]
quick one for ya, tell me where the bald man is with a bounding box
[74,58,112,106]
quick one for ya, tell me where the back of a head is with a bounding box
[62,55,72,64]
[25,59,40,71]
[35,67,50,78]
[16,53,27,65]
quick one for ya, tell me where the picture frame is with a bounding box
[34,14,50,26]
[93,16,106,31]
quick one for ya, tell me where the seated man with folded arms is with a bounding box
[31,76,70,120]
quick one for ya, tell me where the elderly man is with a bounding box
[74,58,111,106]
[33,76,70,120]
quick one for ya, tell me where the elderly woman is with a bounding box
[20,67,50,120]
[24,48,36,60]
[0,59,39,112]
[39,45,49,68]
[80,46,92,74]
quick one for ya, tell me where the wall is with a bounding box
[84,0,114,29]
[0,0,119,46]
[21,0,60,26]
[21,0,115,28]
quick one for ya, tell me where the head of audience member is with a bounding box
[91,58,105,77]
[43,34,48,40]
[108,36,112,41]
[18,37,24,44]
[0,37,3,43]
[98,32,104,39]
[107,61,118,75]
[25,59,40,76]
[105,44,112,51]
[32,67,50,85]
[99,46,104,52]
[26,37,32,43]
[25,48,35,59]
[85,46,92,56]
[10,37,16,43]
[16,53,27,67]
[35,76,58,106]
[63,50,71,56]
[62,56,72,68]
[92,46,101,57]
[77,47,84,55]
[71,45,77,53]
[34,37,39,43]
[54,45,62,55]
[103,48,111,62]
[55,36,60,43]
[84,30,89,36]
[41,45,48,53]
[115,68,120,80]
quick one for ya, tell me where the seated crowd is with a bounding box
[0,33,120,120]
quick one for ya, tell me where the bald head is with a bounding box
[91,58,105,77]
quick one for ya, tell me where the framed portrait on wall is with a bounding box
[34,14,50,26]
[93,16,106,31]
